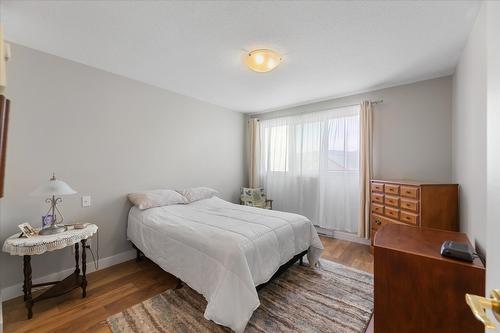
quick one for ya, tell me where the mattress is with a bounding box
[127,196,323,332]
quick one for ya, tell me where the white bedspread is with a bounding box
[127,196,323,332]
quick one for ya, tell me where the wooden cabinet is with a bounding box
[374,224,485,333]
[370,180,458,245]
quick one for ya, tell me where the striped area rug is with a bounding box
[107,260,373,333]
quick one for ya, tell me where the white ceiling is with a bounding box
[1,1,480,113]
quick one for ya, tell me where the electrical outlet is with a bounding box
[81,195,91,207]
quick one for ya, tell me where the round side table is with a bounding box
[2,224,98,319]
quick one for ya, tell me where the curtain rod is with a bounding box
[335,99,384,109]
[253,99,384,121]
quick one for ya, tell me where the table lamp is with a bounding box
[30,173,77,235]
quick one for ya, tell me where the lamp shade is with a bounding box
[30,175,77,196]
[245,49,282,73]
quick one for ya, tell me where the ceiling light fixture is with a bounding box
[245,49,282,73]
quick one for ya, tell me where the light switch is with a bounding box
[82,195,91,207]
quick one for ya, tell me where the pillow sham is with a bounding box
[176,187,219,203]
[128,189,187,210]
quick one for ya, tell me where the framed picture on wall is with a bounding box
[0,95,10,198]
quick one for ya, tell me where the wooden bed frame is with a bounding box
[131,242,307,291]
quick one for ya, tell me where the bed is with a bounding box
[127,196,323,332]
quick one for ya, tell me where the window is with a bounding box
[263,125,289,172]
[296,121,321,173]
[259,105,361,234]
[327,114,360,171]
[261,110,359,174]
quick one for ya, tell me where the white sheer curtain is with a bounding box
[260,105,360,233]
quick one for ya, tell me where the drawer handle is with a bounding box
[466,289,500,329]
[375,219,382,225]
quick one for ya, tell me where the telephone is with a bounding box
[440,240,474,262]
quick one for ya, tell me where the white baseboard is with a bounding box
[315,226,371,245]
[1,249,136,302]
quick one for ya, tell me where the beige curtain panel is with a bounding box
[248,118,260,188]
[358,101,373,239]
[0,25,9,93]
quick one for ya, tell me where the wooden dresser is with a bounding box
[370,180,458,245]
[374,224,485,333]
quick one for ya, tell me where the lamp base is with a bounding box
[38,224,67,235]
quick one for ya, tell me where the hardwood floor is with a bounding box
[320,236,373,274]
[2,236,373,333]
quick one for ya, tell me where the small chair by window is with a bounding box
[240,188,273,210]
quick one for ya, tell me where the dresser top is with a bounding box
[371,179,458,186]
[374,224,484,269]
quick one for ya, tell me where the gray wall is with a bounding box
[452,5,486,253]
[0,44,246,289]
[486,0,500,293]
[253,76,453,183]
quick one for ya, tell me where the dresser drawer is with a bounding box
[372,182,384,193]
[385,195,400,207]
[385,206,400,219]
[371,214,393,232]
[371,203,384,215]
[371,214,402,232]
[385,184,400,195]
[401,198,418,213]
[401,186,419,199]
[371,214,403,245]
[400,211,418,225]
[371,192,384,204]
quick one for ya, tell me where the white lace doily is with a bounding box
[2,224,98,256]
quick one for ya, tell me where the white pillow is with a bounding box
[176,187,219,203]
[128,189,187,210]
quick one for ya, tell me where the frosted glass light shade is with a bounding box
[245,49,282,73]
[30,176,77,196]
